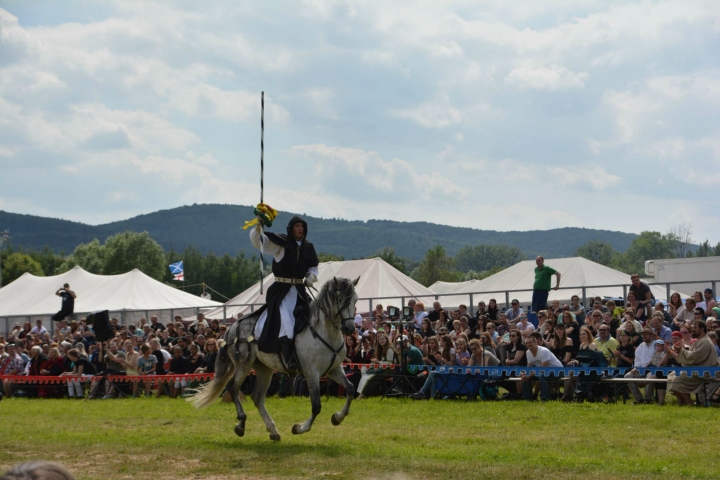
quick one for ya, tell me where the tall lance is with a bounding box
[242,92,277,296]
[258,91,265,295]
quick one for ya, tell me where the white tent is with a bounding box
[430,257,680,311]
[203,257,437,320]
[0,266,221,334]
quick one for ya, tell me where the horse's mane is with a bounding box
[312,277,354,327]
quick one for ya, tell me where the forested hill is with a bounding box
[0,205,637,260]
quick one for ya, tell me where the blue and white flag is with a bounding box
[169,261,184,281]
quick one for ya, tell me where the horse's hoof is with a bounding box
[234,424,245,437]
[291,424,301,435]
[331,413,342,426]
[269,433,281,442]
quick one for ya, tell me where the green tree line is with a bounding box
[0,232,261,300]
[574,227,720,275]
[3,226,717,295]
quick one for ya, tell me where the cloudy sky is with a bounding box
[1,1,719,242]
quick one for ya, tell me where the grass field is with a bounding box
[1,396,719,479]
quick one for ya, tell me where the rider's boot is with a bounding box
[279,336,297,371]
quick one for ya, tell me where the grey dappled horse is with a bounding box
[190,276,359,441]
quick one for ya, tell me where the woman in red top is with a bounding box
[39,347,65,398]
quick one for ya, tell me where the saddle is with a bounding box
[219,314,258,364]
[222,313,301,373]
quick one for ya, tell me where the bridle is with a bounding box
[307,285,355,376]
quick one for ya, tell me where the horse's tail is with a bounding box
[188,341,235,409]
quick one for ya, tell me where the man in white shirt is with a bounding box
[58,319,71,337]
[624,327,656,404]
[673,298,696,330]
[516,314,536,339]
[521,334,563,401]
[30,320,47,336]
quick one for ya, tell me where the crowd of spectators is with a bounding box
[0,313,221,399]
[2,275,720,405]
[344,278,720,405]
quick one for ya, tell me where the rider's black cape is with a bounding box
[257,215,319,354]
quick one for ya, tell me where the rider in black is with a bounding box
[250,215,319,370]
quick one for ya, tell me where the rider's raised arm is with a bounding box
[249,227,284,261]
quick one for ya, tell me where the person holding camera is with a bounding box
[52,284,76,322]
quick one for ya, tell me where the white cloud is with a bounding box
[430,41,464,58]
[505,65,589,90]
[289,144,462,199]
[546,165,622,190]
[107,190,140,203]
[602,89,662,143]
[390,95,463,129]
[0,146,15,157]
[646,138,685,160]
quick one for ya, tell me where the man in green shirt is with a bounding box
[594,325,619,366]
[532,256,561,313]
[396,335,424,374]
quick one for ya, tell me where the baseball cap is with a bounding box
[671,331,682,338]
[655,340,665,346]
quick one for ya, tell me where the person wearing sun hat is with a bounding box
[666,319,720,405]
[624,327,657,404]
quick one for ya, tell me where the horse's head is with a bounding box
[321,276,359,336]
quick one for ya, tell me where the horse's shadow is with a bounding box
[202,438,344,462]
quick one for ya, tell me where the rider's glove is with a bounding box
[304,273,317,288]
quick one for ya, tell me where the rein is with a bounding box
[309,325,345,377]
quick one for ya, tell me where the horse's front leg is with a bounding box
[292,371,321,435]
[326,365,353,426]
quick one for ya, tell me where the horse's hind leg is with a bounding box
[292,370,321,435]
[326,365,354,426]
[251,363,281,442]
[229,364,252,437]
